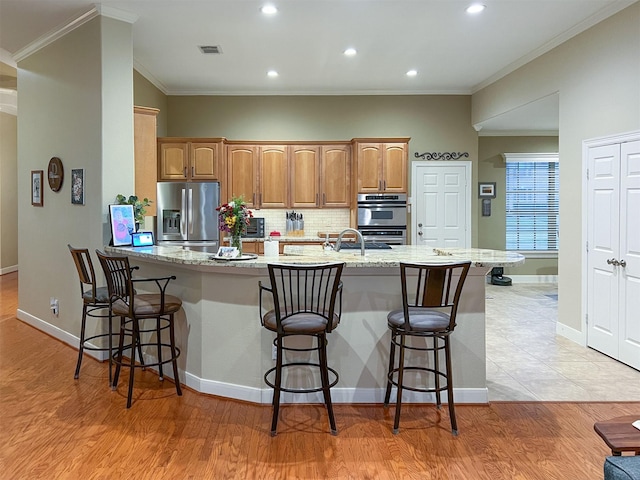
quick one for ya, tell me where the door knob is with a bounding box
[619,259,627,268]
[607,258,619,266]
[418,223,423,227]
[418,231,423,236]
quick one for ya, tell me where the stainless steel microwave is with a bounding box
[243,217,265,238]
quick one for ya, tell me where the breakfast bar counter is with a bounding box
[105,244,524,405]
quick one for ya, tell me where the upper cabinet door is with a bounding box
[227,145,258,207]
[382,143,407,192]
[321,145,351,207]
[190,143,220,180]
[357,144,383,192]
[290,145,320,208]
[260,146,289,208]
[159,142,189,180]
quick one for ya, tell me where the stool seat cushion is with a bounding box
[387,307,451,332]
[263,310,340,334]
[112,294,182,317]
[605,456,640,480]
[83,286,110,304]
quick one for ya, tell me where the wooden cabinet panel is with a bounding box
[321,145,350,207]
[191,143,219,180]
[357,144,384,192]
[291,146,320,208]
[382,144,407,192]
[260,146,288,208]
[227,145,258,207]
[159,142,189,180]
[159,139,222,182]
[134,106,159,209]
[356,140,408,193]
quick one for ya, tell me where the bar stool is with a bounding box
[259,262,345,436]
[96,250,183,408]
[384,261,471,435]
[68,245,115,384]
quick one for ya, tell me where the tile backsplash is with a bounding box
[253,209,351,237]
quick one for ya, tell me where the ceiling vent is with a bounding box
[199,45,222,54]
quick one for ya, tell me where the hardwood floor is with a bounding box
[1,271,638,479]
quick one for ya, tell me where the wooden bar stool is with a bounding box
[384,261,471,435]
[96,250,183,408]
[68,245,115,384]
[259,262,345,436]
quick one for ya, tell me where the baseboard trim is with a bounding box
[0,265,18,275]
[16,309,107,361]
[508,275,558,284]
[556,322,585,346]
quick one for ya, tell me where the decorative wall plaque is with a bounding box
[47,157,64,192]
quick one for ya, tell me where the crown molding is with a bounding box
[13,5,138,63]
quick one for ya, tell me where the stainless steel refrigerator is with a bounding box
[156,182,220,252]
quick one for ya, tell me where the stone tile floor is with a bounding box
[485,283,640,401]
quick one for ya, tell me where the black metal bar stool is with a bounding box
[96,250,183,408]
[259,262,345,436]
[68,245,116,384]
[384,261,471,435]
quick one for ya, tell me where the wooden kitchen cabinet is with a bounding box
[290,144,351,208]
[227,144,258,207]
[259,145,289,208]
[158,138,223,182]
[355,140,408,193]
[134,106,159,209]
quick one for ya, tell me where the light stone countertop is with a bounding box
[107,244,525,269]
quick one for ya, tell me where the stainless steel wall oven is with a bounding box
[357,193,407,245]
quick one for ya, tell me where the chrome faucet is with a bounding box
[335,228,365,256]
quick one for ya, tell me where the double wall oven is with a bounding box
[357,193,407,245]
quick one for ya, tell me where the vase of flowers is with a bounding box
[216,196,253,256]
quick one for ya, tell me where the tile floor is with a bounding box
[485,282,640,401]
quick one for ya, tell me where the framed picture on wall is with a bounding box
[71,168,85,205]
[109,204,135,246]
[478,182,496,198]
[31,170,44,206]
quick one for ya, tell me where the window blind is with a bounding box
[505,160,559,251]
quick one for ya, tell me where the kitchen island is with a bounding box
[105,244,524,405]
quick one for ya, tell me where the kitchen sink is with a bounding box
[338,242,392,250]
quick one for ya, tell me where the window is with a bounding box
[503,153,559,252]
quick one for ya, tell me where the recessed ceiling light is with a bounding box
[261,4,277,15]
[267,70,279,78]
[406,70,418,77]
[344,48,357,56]
[466,4,486,14]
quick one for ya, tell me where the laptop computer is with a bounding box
[131,231,155,248]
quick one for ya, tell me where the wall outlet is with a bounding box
[272,344,277,361]
[50,297,59,316]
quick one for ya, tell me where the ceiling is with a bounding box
[0,0,636,131]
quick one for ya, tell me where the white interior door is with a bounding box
[412,162,470,248]
[618,140,640,370]
[587,144,620,357]
[587,138,640,370]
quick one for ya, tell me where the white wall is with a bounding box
[472,2,640,332]
[17,16,134,337]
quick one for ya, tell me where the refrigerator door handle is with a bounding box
[181,188,187,239]
[188,188,194,234]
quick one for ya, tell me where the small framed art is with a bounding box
[71,168,85,205]
[478,182,496,198]
[109,204,135,246]
[31,170,44,206]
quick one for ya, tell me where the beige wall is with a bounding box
[478,136,559,276]
[17,16,134,336]
[473,2,640,333]
[133,69,168,136]
[0,112,18,272]
[165,94,481,245]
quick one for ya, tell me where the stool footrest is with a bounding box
[264,362,339,394]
